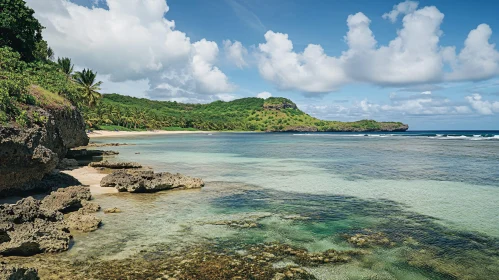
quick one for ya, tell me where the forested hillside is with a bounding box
[83,94,409,132]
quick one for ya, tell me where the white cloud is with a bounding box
[466,93,499,115]
[445,24,499,81]
[216,93,237,102]
[257,91,272,99]
[258,31,348,92]
[382,0,419,23]
[255,2,499,95]
[223,40,248,68]
[27,0,234,100]
[358,93,472,116]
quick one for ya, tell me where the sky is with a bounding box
[25,0,499,130]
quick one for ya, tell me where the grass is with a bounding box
[29,85,71,109]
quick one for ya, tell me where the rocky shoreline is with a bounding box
[0,136,208,279]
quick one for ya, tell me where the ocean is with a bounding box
[65,131,499,279]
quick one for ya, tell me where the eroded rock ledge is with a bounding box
[0,107,88,196]
[101,170,204,193]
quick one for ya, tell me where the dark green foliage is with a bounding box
[0,0,46,61]
[83,94,407,132]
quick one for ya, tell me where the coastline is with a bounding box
[62,166,118,195]
[88,130,212,138]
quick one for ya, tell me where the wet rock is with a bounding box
[56,158,79,170]
[100,170,204,193]
[280,214,310,220]
[0,264,39,280]
[104,207,121,214]
[89,160,142,169]
[208,220,259,228]
[41,186,91,213]
[65,149,119,161]
[84,142,130,148]
[65,212,101,232]
[0,197,71,256]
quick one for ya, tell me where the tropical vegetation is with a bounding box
[82,94,407,132]
[0,0,102,126]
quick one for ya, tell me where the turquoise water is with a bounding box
[70,132,499,279]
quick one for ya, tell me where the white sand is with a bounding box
[88,130,211,138]
[63,166,118,195]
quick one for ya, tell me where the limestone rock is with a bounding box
[104,207,121,214]
[65,212,101,232]
[0,197,71,256]
[41,186,92,213]
[101,170,204,193]
[0,101,88,196]
[89,160,141,169]
[0,264,39,280]
[79,201,100,214]
[56,158,79,170]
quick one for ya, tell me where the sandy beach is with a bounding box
[63,166,117,195]
[88,130,211,138]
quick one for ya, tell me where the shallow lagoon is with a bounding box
[14,132,499,279]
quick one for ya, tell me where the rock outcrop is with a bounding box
[0,264,39,280]
[101,170,204,193]
[41,186,92,213]
[56,158,79,170]
[89,160,141,169]
[65,212,101,232]
[0,197,71,256]
[0,106,88,196]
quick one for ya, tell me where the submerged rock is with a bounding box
[100,170,204,193]
[345,231,392,247]
[89,160,142,169]
[0,264,39,280]
[0,197,71,256]
[41,186,92,213]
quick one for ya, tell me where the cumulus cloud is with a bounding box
[258,31,348,92]
[445,24,499,81]
[355,91,473,116]
[255,2,499,94]
[26,0,234,100]
[382,0,419,23]
[466,93,499,115]
[223,40,248,68]
[257,91,272,99]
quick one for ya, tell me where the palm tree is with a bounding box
[74,69,102,107]
[57,57,74,78]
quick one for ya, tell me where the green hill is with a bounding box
[83,94,409,132]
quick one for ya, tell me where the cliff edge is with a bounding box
[0,86,89,196]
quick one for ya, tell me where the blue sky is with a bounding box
[29,0,499,130]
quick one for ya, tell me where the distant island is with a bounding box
[83,94,409,132]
